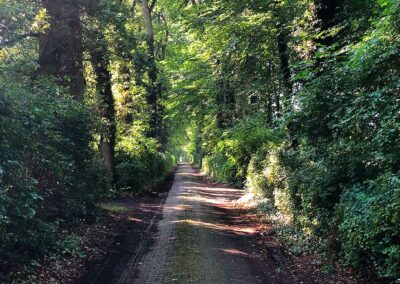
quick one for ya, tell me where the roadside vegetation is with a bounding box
[164,0,400,282]
[1,0,399,283]
[0,0,174,281]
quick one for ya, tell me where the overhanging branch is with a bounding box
[0,32,40,50]
[149,0,157,12]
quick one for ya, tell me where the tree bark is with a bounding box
[39,0,85,99]
[277,30,292,95]
[313,0,340,69]
[85,0,117,178]
[215,74,236,129]
[273,5,297,147]
[141,0,155,58]
[314,0,339,47]
[140,0,163,143]
[90,44,116,178]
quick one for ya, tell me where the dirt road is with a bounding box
[79,164,371,284]
[118,164,295,284]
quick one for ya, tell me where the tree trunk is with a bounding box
[141,0,163,143]
[314,0,339,47]
[275,14,297,147]
[277,30,292,95]
[215,74,236,129]
[90,45,116,178]
[272,0,293,114]
[142,0,155,58]
[39,0,85,99]
[84,0,116,177]
[313,0,340,69]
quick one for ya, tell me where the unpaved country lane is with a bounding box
[120,164,294,284]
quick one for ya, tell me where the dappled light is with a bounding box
[1,0,399,282]
[134,164,280,283]
[164,205,192,212]
[220,249,250,257]
[128,217,144,223]
[173,219,256,236]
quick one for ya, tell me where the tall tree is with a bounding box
[312,0,341,69]
[90,42,116,178]
[38,0,85,99]
[271,0,294,115]
[85,0,116,178]
[140,0,164,143]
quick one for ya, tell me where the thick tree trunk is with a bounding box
[313,0,340,69]
[39,0,85,99]
[277,31,292,95]
[276,30,292,118]
[314,0,339,46]
[84,0,116,177]
[90,46,116,177]
[272,0,292,116]
[141,0,163,143]
[141,0,155,58]
[275,87,281,116]
[215,75,236,129]
[275,13,296,147]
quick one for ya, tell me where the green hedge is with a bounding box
[339,174,400,279]
[116,149,175,193]
[0,80,109,262]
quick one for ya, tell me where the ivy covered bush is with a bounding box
[339,174,400,279]
[0,79,109,262]
[202,116,282,185]
[116,136,175,193]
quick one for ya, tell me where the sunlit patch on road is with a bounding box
[220,248,250,256]
[172,219,257,235]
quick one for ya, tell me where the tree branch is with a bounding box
[131,0,138,13]
[149,0,157,12]
[0,32,40,50]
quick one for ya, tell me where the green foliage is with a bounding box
[116,143,174,193]
[99,203,128,212]
[0,80,109,261]
[280,0,400,278]
[1,0,177,278]
[247,145,294,216]
[1,0,400,281]
[163,0,400,281]
[202,116,282,185]
[339,174,400,280]
[0,182,57,260]
[58,234,86,258]
[0,36,109,263]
